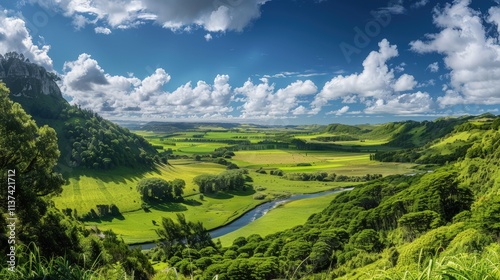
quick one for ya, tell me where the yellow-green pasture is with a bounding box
[333,139,389,146]
[54,155,357,244]
[293,133,336,140]
[250,173,357,196]
[85,190,261,244]
[80,177,351,244]
[231,149,415,175]
[53,160,227,215]
[216,191,341,246]
[427,130,480,156]
[199,131,271,142]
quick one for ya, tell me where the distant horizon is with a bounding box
[110,112,498,128]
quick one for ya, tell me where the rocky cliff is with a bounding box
[0,53,62,98]
[0,53,66,119]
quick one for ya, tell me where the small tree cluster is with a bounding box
[136,177,185,202]
[193,169,248,193]
[284,172,383,182]
[156,213,214,258]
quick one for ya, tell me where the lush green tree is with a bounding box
[0,83,65,255]
[309,241,332,270]
[136,177,186,202]
[156,214,215,259]
[398,210,442,236]
[172,178,186,199]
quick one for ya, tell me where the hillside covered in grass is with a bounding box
[0,83,154,279]
[142,115,500,279]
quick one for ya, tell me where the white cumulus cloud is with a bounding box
[60,53,234,118]
[235,78,317,119]
[30,0,270,33]
[94,27,112,34]
[326,106,350,116]
[427,62,439,72]
[365,91,435,115]
[311,39,418,113]
[0,11,53,70]
[410,0,500,106]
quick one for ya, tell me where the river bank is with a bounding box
[130,187,354,250]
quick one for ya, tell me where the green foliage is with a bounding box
[136,177,184,202]
[193,169,248,193]
[324,123,365,135]
[371,244,500,280]
[397,223,465,267]
[0,82,68,256]
[284,172,382,182]
[312,135,359,142]
[398,210,442,239]
[62,106,158,169]
[155,214,215,258]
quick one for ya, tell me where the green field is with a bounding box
[53,161,227,214]
[216,191,341,246]
[54,155,364,244]
[79,174,355,244]
[53,129,417,245]
[85,189,263,244]
[231,149,415,175]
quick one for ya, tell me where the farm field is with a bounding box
[53,161,227,214]
[231,149,415,175]
[216,191,341,246]
[53,128,418,245]
[79,176,353,244]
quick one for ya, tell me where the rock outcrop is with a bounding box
[0,53,62,98]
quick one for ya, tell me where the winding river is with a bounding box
[130,187,353,250]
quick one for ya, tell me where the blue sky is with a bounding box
[1,0,500,124]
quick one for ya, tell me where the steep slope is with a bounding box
[182,116,500,279]
[324,123,366,135]
[0,52,158,170]
[322,118,469,149]
[368,118,469,147]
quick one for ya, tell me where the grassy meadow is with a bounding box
[216,191,341,246]
[54,161,227,214]
[231,149,414,175]
[53,127,418,244]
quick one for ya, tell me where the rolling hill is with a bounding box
[0,52,158,170]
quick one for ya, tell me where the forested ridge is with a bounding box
[1,53,158,170]
[143,116,500,279]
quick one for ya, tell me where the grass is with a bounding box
[216,191,341,246]
[0,244,100,280]
[367,247,500,280]
[55,157,361,244]
[78,167,355,244]
[53,148,414,244]
[250,173,357,194]
[85,189,262,244]
[53,161,227,215]
[54,127,417,245]
[231,150,415,175]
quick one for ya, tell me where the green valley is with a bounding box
[3,56,500,279]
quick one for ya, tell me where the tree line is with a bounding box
[62,105,158,170]
[136,177,186,203]
[283,172,383,182]
[193,169,249,193]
